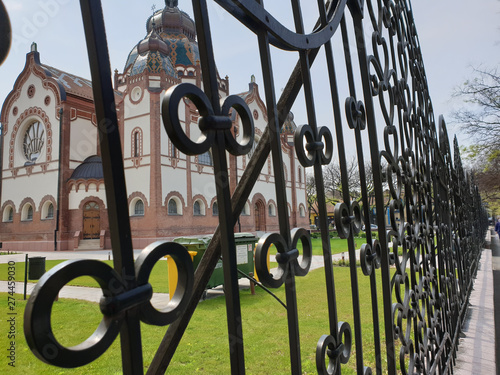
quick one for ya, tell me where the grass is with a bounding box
[0,237,355,290]
[0,266,407,374]
[0,259,171,293]
[0,237,390,293]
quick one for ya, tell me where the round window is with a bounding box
[23,121,45,163]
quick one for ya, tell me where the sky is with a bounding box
[0,0,499,153]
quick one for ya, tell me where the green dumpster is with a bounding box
[173,233,257,290]
[234,232,258,276]
[28,256,46,280]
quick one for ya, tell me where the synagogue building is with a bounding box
[0,1,308,251]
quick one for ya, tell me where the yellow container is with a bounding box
[253,243,271,282]
[167,250,197,299]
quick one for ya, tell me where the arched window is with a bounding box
[132,129,142,158]
[241,202,250,216]
[171,142,177,158]
[3,206,13,222]
[23,121,45,163]
[299,204,306,217]
[198,151,212,166]
[134,200,144,216]
[134,132,139,157]
[213,202,219,216]
[46,203,54,219]
[268,203,276,217]
[194,201,201,216]
[168,199,178,215]
[21,203,34,221]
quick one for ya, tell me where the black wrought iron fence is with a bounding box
[17,0,487,374]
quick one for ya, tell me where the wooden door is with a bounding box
[83,202,100,239]
[254,200,265,231]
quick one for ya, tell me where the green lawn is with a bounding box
[0,266,406,374]
[0,237,356,289]
[0,259,171,293]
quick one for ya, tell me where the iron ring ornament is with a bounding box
[316,321,353,375]
[333,201,362,239]
[294,124,334,167]
[24,241,194,368]
[254,228,312,289]
[345,97,366,130]
[162,82,254,157]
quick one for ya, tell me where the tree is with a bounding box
[305,174,319,224]
[453,66,500,153]
[323,157,359,202]
[461,145,500,211]
[453,66,500,212]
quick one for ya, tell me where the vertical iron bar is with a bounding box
[191,1,246,372]
[337,15,369,374]
[311,0,342,360]
[79,1,142,374]
[351,11,398,374]
[255,1,301,372]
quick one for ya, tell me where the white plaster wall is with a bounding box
[68,185,107,210]
[190,172,217,203]
[2,169,58,209]
[69,118,97,161]
[125,167,151,203]
[161,166,188,203]
[124,89,150,119]
[124,114,152,157]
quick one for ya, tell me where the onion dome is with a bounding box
[124,27,176,77]
[145,1,200,66]
[124,1,199,76]
[69,155,104,180]
[282,112,297,134]
[147,1,196,41]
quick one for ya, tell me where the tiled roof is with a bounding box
[41,64,94,100]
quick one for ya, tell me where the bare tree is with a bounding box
[323,157,359,202]
[453,66,500,153]
[305,173,319,224]
[453,66,500,211]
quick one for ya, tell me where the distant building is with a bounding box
[0,1,308,251]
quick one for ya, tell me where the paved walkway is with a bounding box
[454,230,497,374]
[1,240,498,373]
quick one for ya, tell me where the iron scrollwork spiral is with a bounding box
[24,241,194,367]
[162,82,254,157]
[254,228,312,289]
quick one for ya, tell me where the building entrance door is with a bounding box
[254,200,265,231]
[83,202,100,239]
